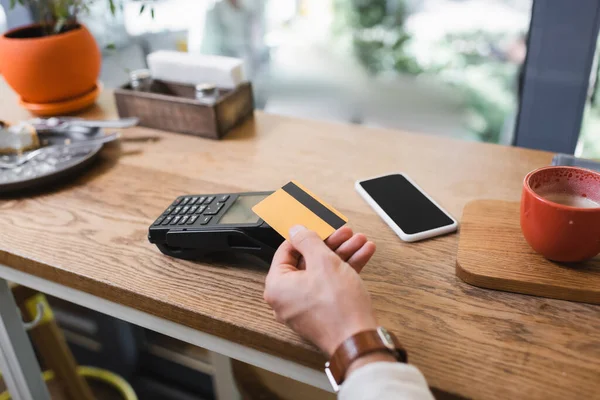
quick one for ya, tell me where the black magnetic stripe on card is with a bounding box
[281,182,346,229]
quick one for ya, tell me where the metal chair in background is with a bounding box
[0,285,137,400]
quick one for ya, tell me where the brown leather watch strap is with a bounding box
[325,327,407,390]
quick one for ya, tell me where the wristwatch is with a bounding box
[324,327,407,392]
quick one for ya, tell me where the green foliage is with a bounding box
[334,0,520,143]
[333,0,422,75]
[8,0,154,36]
[427,31,519,142]
[108,0,116,15]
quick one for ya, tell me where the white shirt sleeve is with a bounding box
[339,362,435,400]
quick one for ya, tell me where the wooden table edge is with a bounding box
[0,249,327,370]
[456,258,600,305]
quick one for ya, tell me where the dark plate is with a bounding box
[0,126,105,193]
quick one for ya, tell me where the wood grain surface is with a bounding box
[457,200,600,304]
[1,79,600,399]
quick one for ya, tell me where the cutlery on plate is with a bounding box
[0,132,121,169]
[31,117,139,130]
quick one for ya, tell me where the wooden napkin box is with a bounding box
[114,80,254,140]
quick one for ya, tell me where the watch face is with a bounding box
[377,327,395,350]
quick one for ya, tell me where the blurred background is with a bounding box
[2,0,598,159]
[3,0,600,157]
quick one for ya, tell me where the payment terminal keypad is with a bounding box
[152,195,230,227]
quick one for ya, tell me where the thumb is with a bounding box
[289,225,331,265]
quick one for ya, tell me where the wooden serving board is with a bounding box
[456,200,600,304]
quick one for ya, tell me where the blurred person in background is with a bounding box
[188,0,267,78]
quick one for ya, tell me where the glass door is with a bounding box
[578,37,600,159]
[514,0,600,156]
[89,0,534,146]
[10,0,600,159]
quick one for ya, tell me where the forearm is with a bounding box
[339,359,434,400]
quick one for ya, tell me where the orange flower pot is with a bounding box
[0,24,100,104]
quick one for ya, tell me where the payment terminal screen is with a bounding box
[218,194,267,224]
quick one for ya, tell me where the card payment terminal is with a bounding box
[148,192,284,262]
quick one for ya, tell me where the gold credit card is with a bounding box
[252,180,348,240]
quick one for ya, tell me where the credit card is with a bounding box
[252,180,348,240]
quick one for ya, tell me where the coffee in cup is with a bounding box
[521,166,600,262]
[540,193,599,208]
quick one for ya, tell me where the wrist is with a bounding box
[324,318,378,357]
[345,351,397,378]
[324,326,407,391]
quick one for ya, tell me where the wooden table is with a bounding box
[1,79,599,399]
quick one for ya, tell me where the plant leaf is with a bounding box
[56,1,69,18]
[150,7,155,19]
[106,43,116,50]
[139,4,145,15]
[54,17,66,34]
[9,0,16,9]
[108,0,116,15]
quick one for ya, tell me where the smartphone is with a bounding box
[355,173,458,242]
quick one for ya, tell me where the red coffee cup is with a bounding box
[521,166,600,262]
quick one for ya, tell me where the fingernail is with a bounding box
[289,225,306,238]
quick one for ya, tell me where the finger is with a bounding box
[335,233,367,262]
[265,243,303,307]
[325,226,353,251]
[272,310,282,323]
[297,255,306,270]
[346,241,376,273]
[269,241,300,276]
[288,225,331,265]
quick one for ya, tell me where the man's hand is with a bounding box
[264,225,378,356]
